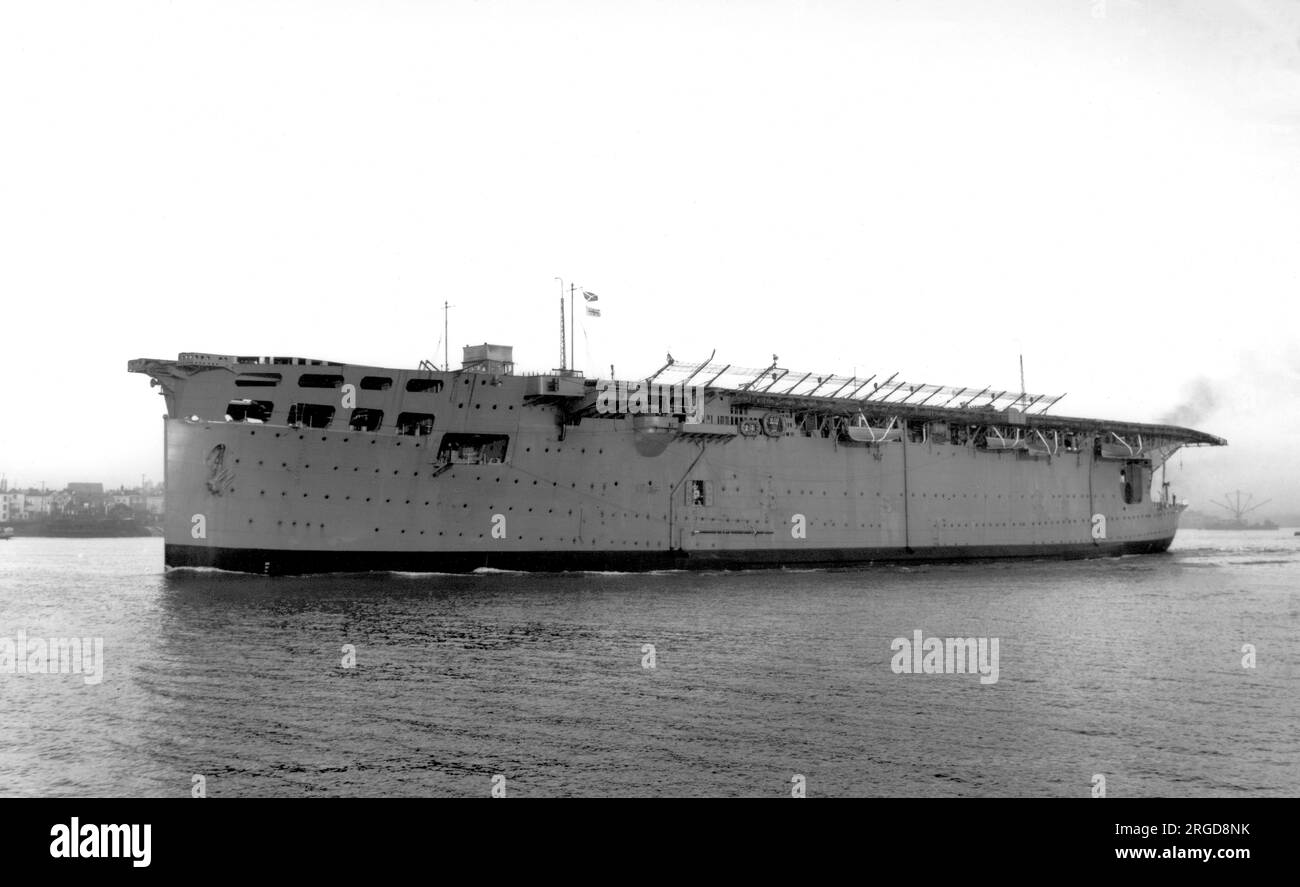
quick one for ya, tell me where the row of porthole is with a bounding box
[228,460,1143,506]
[251,491,656,522]
[309,528,667,546]
[229,427,627,453]
[246,483,1151,524]
[249,517,1139,544]
[256,524,662,544]
[247,463,426,477]
[233,428,428,444]
[236,457,579,488]
[263,491,432,504]
[710,490,1140,499]
[912,492,1107,499]
[926,518,1097,524]
[715,489,1125,500]
[913,492,1097,499]
[930,517,1102,525]
[246,466,636,494]
[233,457,1141,504]
[523,446,604,454]
[247,488,1150,528]
[425,534,666,546]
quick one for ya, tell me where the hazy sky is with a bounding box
[3,0,1298,516]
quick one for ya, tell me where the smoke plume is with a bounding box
[1160,377,1218,427]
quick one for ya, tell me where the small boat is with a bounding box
[845,415,901,444]
[982,428,1028,451]
[1097,432,1145,460]
[0,527,13,540]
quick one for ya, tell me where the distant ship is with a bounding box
[1202,491,1277,531]
[129,346,1225,575]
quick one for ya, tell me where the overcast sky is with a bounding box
[2,0,1298,516]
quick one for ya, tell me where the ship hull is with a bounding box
[155,408,1183,576]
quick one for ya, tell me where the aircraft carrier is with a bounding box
[129,345,1224,575]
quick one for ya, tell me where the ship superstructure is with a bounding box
[129,346,1224,574]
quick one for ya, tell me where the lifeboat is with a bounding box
[1097,433,1145,460]
[982,428,1027,451]
[845,415,901,443]
[1025,429,1058,456]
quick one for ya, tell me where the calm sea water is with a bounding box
[0,531,1296,797]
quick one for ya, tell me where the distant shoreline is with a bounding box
[4,519,160,538]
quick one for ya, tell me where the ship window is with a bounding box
[348,408,384,432]
[406,378,444,393]
[226,400,273,423]
[298,373,345,389]
[395,412,436,436]
[288,403,335,428]
[687,480,713,506]
[437,433,509,463]
[361,376,393,391]
[235,373,281,387]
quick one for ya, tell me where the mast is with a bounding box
[1019,354,1025,408]
[443,301,450,371]
[570,283,576,371]
[555,277,566,370]
[1213,490,1270,522]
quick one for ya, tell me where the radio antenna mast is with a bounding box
[443,301,450,371]
[1019,354,1026,407]
[555,277,566,370]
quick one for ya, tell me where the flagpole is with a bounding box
[569,283,576,371]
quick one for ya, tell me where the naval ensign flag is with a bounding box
[583,290,601,316]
